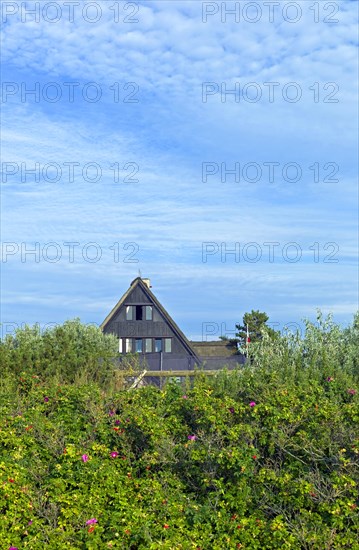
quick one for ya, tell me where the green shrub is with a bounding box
[0,313,358,548]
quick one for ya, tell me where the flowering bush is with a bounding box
[0,313,358,548]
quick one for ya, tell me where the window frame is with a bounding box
[164,338,172,353]
[135,338,143,353]
[145,338,152,353]
[125,338,132,353]
[135,305,143,320]
[154,338,162,353]
[145,305,153,321]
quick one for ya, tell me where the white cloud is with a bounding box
[1,0,357,332]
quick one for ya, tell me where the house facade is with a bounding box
[101,277,244,371]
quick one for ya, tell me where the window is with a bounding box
[135,339,143,353]
[145,338,152,353]
[125,338,132,353]
[126,306,133,320]
[155,338,162,352]
[119,338,123,353]
[164,338,172,353]
[127,305,153,321]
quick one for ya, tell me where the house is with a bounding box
[101,277,244,372]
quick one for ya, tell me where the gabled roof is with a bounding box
[101,278,199,359]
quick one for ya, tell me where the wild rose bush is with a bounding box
[0,313,358,549]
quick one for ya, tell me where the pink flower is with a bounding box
[347,389,357,395]
[327,377,334,382]
[28,520,33,525]
[187,435,197,441]
[81,454,89,462]
[228,407,235,414]
[44,396,49,403]
[115,419,121,425]
[182,395,188,399]
[86,518,98,525]
[110,451,119,458]
[249,401,256,407]
[9,547,18,550]
[109,410,115,416]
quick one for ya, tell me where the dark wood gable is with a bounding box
[101,278,198,359]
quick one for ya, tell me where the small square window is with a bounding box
[145,338,152,353]
[164,338,172,353]
[126,306,133,321]
[135,339,143,353]
[155,338,162,353]
[145,306,153,320]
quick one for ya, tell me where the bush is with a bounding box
[0,313,358,548]
[0,319,121,387]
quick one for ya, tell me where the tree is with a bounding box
[0,319,120,385]
[235,310,279,348]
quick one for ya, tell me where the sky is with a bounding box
[1,0,358,341]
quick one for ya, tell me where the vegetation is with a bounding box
[0,312,358,549]
[0,319,121,385]
[221,310,279,351]
[236,310,279,347]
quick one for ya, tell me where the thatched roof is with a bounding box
[190,340,238,358]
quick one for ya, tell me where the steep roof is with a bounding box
[101,277,199,359]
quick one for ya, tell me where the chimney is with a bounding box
[142,278,151,288]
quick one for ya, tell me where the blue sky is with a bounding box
[1,0,358,340]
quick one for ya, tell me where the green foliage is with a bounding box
[0,313,358,548]
[0,319,123,387]
[234,310,280,349]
